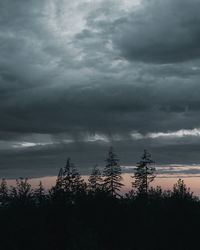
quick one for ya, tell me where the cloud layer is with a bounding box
[1,0,200,177]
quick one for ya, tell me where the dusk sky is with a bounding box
[1,0,200,178]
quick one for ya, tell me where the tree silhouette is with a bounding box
[34,181,46,205]
[0,179,8,205]
[63,158,86,195]
[50,159,86,204]
[10,178,33,206]
[103,147,124,196]
[88,165,103,192]
[171,179,193,200]
[55,167,65,190]
[49,168,66,204]
[0,154,199,250]
[132,150,155,195]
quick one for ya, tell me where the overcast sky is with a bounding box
[1,0,200,178]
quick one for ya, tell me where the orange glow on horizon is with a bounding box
[4,173,200,197]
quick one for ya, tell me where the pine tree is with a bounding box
[34,181,46,205]
[50,159,86,204]
[103,147,124,196]
[49,168,65,204]
[63,158,86,195]
[55,168,65,190]
[10,178,33,205]
[0,179,9,205]
[88,165,103,192]
[172,179,193,200]
[132,150,155,195]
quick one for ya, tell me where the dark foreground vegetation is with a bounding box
[0,148,199,250]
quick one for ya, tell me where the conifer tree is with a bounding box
[34,181,46,205]
[171,179,193,200]
[63,158,86,195]
[0,179,8,205]
[103,147,124,196]
[55,168,65,190]
[88,165,103,192]
[10,178,33,205]
[49,168,65,203]
[132,150,155,195]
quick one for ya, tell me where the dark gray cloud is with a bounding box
[113,0,200,63]
[1,136,200,178]
[82,0,200,63]
[1,0,200,178]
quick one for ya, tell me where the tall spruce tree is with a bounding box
[55,167,65,190]
[0,179,8,205]
[132,150,155,195]
[63,158,86,195]
[88,165,103,192]
[49,168,65,203]
[103,147,124,196]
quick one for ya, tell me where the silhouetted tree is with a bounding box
[132,150,155,195]
[55,168,65,190]
[63,158,86,195]
[148,186,163,201]
[0,179,8,205]
[88,165,103,192]
[49,168,65,196]
[171,179,194,200]
[103,147,124,196]
[34,181,46,205]
[49,169,65,204]
[10,178,33,205]
[49,159,86,204]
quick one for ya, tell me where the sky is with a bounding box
[1,0,200,178]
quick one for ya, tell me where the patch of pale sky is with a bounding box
[10,127,200,149]
[148,128,200,139]
[13,142,54,148]
[131,128,200,140]
[84,133,110,143]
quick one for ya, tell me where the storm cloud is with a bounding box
[1,0,200,177]
[113,0,200,63]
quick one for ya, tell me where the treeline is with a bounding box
[0,148,199,250]
[0,147,196,207]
